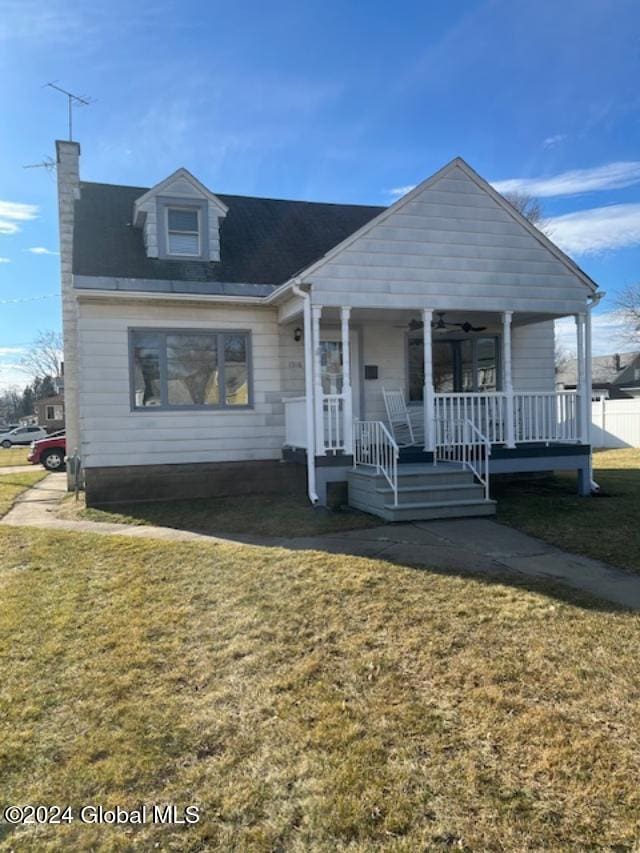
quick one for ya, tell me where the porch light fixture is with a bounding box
[294,327,303,342]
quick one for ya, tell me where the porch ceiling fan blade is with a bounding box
[452,321,488,333]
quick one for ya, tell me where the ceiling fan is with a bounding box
[407,312,487,334]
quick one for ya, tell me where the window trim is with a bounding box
[406,333,502,401]
[165,205,201,257]
[156,196,210,261]
[128,327,253,412]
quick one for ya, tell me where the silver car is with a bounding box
[1,425,49,448]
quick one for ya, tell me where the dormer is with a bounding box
[133,168,228,262]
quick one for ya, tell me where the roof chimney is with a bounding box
[614,353,621,372]
[55,140,81,485]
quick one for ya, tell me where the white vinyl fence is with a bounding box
[591,398,640,448]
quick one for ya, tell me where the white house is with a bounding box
[56,141,599,519]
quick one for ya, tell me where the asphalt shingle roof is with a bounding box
[73,181,384,290]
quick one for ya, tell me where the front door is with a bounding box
[319,329,361,418]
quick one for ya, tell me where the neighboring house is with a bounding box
[18,414,38,426]
[34,393,65,433]
[56,141,600,517]
[557,351,640,399]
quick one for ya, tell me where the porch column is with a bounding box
[340,306,353,454]
[312,305,325,456]
[575,312,587,443]
[422,308,435,451]
[502,310,516,448]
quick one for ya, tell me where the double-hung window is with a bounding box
[166,207,200,256]
[131,329,251,409]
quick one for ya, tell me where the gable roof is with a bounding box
[557,351,640,386]
[73,182,384,287]
[133,167,229,222]
[273,156,598,297]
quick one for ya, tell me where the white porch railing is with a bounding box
[323,394,344,452]
[283,394,347,453]
[434,392,506,444]
[283,396,308,448]
[435,417,491,500]
[285,390,582,454]
[513,391,578,443]
[353,420,399,505]
[435,390,580,445]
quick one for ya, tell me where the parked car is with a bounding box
[1,425,49,448]
[28,432,66,471]
[0,423,19,438]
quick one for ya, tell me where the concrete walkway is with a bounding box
[3,474,640,610]
[0,464,36,475]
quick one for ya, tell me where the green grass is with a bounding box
[0,526,639,850]
[497,448,640,573]
[57,492,379,538]
[0,471,47,518]
[0,447,31,467]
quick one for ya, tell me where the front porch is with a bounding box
[280,303,595,517]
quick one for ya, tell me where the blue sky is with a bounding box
[1,0,639,388]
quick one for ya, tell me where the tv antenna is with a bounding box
[23,156,57,173]
[44,81,95,140]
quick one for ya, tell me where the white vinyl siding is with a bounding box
[308,166,591,314]
[77,301,284,468]
[511,320,556,391]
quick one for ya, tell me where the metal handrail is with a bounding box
[353,420,399,506]
[435,417,491,501]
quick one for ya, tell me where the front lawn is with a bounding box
[0,447,31,467]
[0,471,47,518]
[1,525,639,850]
[497,448,640,573]
[57,492,380,538]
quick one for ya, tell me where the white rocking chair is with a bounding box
[382,388,416,447]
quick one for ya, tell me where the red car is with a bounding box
[28,432,66,472]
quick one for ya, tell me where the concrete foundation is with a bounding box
[84,459,306,507]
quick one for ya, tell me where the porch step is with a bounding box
[350,463,474,489]
[376,482,486,505]
[378,498,497,523]
[348,462,496,522]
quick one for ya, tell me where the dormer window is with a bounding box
[167,207,200,256]
[133,168,228,262]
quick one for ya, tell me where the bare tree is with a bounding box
[503,191,549,233]
[615,283,640,344]
[555,342,573,378]
[19,330,63,381]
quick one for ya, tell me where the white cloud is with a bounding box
[0,257,10,263]
[542,134,567,149]
[0,200,39,235]
[27,247,58,256]
[492,161,640,198]
[388,184,416,199]
[546,203,640,255]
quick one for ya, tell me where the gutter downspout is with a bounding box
[586,291,605,493]
[292,281,319,505]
